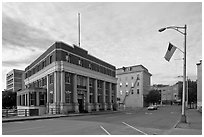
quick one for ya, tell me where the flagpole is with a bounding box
[78,13,81,47]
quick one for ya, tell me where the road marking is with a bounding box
[122,122,148,135]
[126,112,132,114]
[100,125,111,135]
[145,112,152,115]
[2,126,44,133]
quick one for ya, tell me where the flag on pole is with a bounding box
[164,42,177,61]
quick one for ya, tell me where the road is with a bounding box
[2,105,182,135]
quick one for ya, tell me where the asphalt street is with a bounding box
[2,105,182,135]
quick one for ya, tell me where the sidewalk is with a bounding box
[2,110,120,123]
[163,109,202,135]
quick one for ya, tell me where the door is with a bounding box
[78,99,84,113]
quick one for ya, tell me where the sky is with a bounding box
[1,2,202,91]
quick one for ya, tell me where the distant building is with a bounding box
[151,82,182,104]
[116,65,152,108]
[17,41,117,115]
[6,69,24,92]
[197,60,202,112]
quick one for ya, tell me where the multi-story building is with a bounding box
[116,65,152,108]
[6,69,24,92]
[197,60,202,112]
[17,41,117,115]
[151,82,182,105]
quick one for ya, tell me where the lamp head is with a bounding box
[158,28,166,32]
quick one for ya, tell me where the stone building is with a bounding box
[17,41,117,115]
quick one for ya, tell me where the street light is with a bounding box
[159,25,187,123]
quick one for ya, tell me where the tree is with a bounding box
[2,90,17,109]
[145,89,161,105]
[178,80,197,107]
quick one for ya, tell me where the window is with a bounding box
[50,55,53,64]
[131,83,134,87]
[126,82,128,87]
[120,83,122,87]
[131,89,134,94]
[30,92,36,106]
[65,90,71,103]
[78,58,82,66]
[49,74,54,84]
[65,72,71,84]
[137,82,139,86]
[120,90,123,95]
[50,91,54,103]
[65,54,71,62]
[89,63,92,69]
[89,79,93,87]
[137,74,140,80]
[39,92,45,105]
[90,93,94,103]
[137,89,139,94]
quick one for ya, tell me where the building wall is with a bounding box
[197,60,202,111]
[116,65,151,108]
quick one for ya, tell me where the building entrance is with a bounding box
[77,92,86,113]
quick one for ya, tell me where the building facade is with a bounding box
[6,69,24,92]
[116,65,151,108]
[17,41,117,115]
[197,60,202,112]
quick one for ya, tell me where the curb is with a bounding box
[2,110,121,123]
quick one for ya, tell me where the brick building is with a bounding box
[17,41,117,115]
[116,65,151,108]
[6,69,24,92]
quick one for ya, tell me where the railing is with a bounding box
[49,107,60,115]
[2,109,39,118]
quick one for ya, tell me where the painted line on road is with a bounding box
[2,126,45,133]
[100,125,111,135]
[122,122,148,135]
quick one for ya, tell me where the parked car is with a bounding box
[147,105,158,110]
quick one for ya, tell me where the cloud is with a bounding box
[2,13,54,50]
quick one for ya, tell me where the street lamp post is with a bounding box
[159,25,187,123]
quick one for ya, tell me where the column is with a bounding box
[25,94,27,106]
[86,77,91,112]
[17,95,20,106]
[94,79,99,111]
[60,71,65,113]
[113,83,118,111]
[73,74,79,113]
[102,81,107,110]
[46,75,50,113]
[20,95,23,106]
[54,71,61,114]
[27,93,30,106]
[36,92,40,106]
[108,83,113,110]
